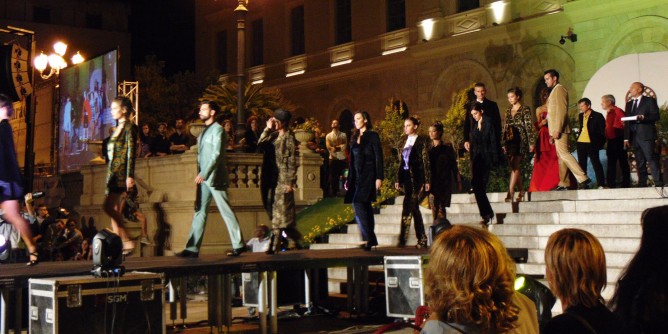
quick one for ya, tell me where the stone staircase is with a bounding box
[309,187,667,310]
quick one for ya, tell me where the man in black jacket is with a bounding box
[463,83,501,152]
[624,82,663,187]
[576,98,606,188]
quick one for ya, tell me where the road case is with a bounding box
[29,271,164,334]
[384,255,429,319]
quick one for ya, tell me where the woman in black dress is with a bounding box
[427,121,460,222]
[345,111,383,251]
[243,115,261,153]
[0,94,39,265]
[395,116,430,248]
[470,102,500,226]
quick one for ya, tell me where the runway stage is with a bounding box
[0,247,428,334]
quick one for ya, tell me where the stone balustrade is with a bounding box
[77,151,323,255]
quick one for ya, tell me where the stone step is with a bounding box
[499,212,642,225]
[448,187,665,204]
[347,223,420,235]
[498,235,640,253]
[309,243,360,250]
[526,249,634,268]
[374,213,434,225]
[328,233,418,246]
[490,224,642,238]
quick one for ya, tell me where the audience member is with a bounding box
[152,122,171,156]
[543,228,624,334]
[57,219,83,260]
[169,118,194,154]
[73,238,92,261]
[138,123,154,158]
[246,224,271,253]
[326,119,347,197]
[243,116,261,153]
[601,94,630,188]
[610,205,668,334]
[423,225,538,333]
[223,119,237,152]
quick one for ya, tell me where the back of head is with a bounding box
[610,205,668,331]
[425,225,519,332]
[545,228,606,308]
[0,93,14,118]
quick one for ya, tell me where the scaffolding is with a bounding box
[118,81,139,124]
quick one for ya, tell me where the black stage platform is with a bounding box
[0,247,428,334]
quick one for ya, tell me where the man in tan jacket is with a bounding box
[544,69,590,190]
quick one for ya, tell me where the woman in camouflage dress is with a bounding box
[258,109,302,254]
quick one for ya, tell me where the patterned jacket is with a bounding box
[106,121,137,190]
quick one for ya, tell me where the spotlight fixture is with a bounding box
[515,275,556,328]
[559,28,577,44]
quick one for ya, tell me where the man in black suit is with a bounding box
[624,82,663,187]
[464,82,502,152]
[576,98,606,188]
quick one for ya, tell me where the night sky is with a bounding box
[129,0,196,75]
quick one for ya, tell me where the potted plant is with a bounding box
[293,117,321,152]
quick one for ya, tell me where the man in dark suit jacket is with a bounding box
[624,82,662,187]
[464,83,501,152]
[576,98,606,188]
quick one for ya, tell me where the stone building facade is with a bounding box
[196,0,668,129]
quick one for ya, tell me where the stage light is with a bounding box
[71,51,84,64]
[92,229,125,277]
[34,52,48,72]
[53,41,67,56]
[514,275,556,328]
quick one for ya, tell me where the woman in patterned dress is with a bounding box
[502,87,536,202]
[104,96,138,255]
[258,109,302,253]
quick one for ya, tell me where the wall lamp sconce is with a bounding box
[559,28,577,44]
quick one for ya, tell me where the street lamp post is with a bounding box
[33,42,84,173]
[234,0,248,151]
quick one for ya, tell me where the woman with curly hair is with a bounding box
[423,225,538,333]
[544,228,624,334]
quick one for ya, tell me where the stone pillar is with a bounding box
[297,151,323,204]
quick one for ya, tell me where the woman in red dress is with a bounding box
[529,88,560,192]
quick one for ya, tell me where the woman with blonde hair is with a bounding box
[543,228,623,333]
[423,225,538,333]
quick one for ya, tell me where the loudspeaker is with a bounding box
[92,229,123,269]
[0,43,33,102]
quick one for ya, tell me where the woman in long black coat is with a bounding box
[0,94,39,265]
[428,121,460,222]
[470,102,501,226]
[345,111,383,251]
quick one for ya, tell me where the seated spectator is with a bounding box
[138,123,154,158]
[246,224,271,252]
[423,225,539,333]
[169,118,194,154]
[609,205,668,334]
[543,228,624,334]
[44,219,65,261]
[151,122,171,156]
[57,219,83,260]
[81,217,98,241]
[73,238,92,261]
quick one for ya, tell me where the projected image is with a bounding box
[58,49,117,173]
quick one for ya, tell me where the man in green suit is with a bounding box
[176,101,245,257]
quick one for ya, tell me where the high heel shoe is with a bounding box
[515,191,524,203]
[122,240,136,256]
[504,192,514,203]
[27,252,39,266]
